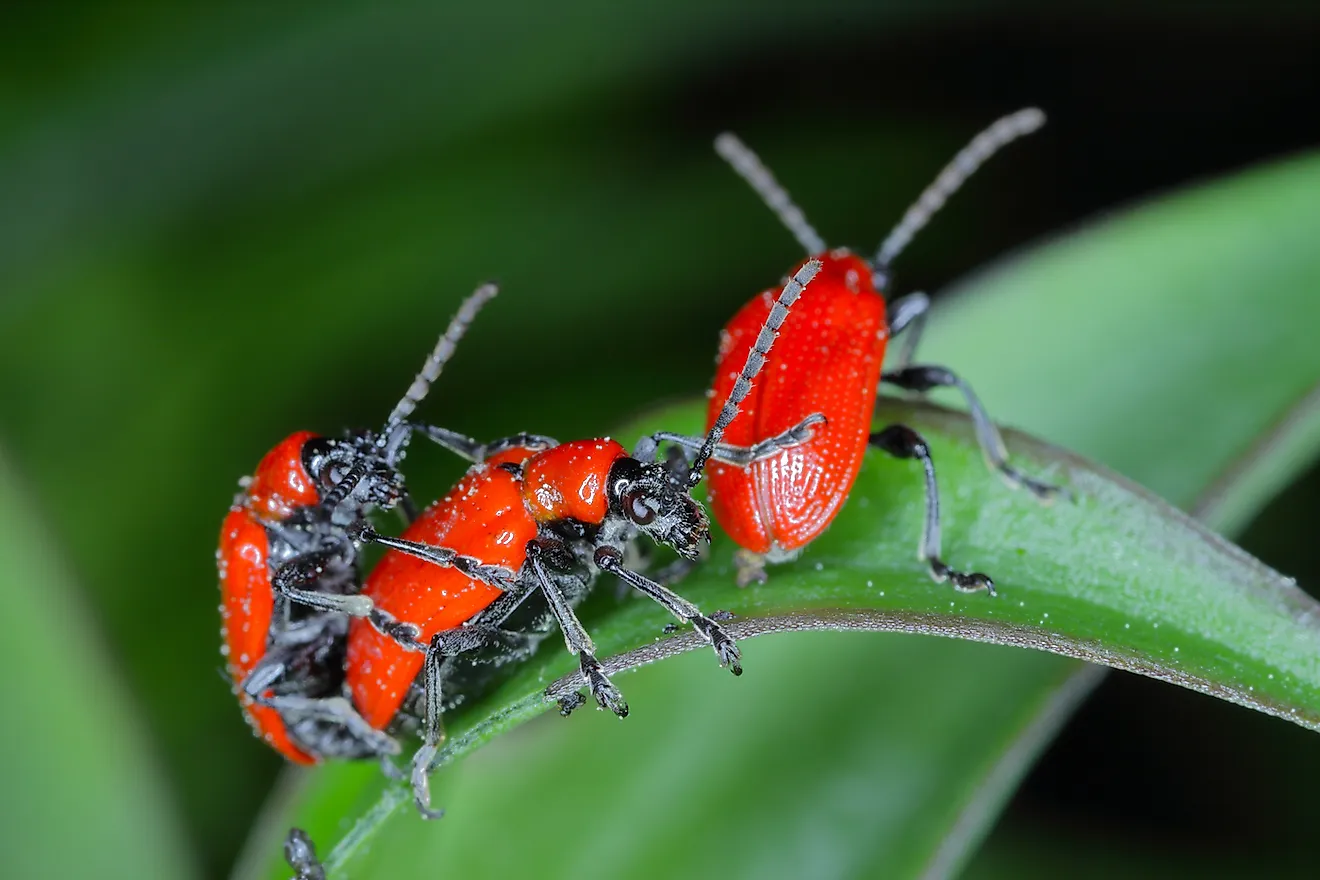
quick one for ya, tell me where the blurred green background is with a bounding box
[2,4,1319,879]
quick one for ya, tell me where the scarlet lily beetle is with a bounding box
[320,260,826,817]
[702,109,1061,589]
[217,286,497,762]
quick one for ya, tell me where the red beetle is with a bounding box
[705,109,1061,589]
[218,286,497,762]
[315,260,826,816]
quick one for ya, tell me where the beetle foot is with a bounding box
[692,614,742,675]
[411,743,446,820]
[581,654,629,718]
[1002,465,1067,505]
[555,690,587,716]
[285,828,326,880]
[930,559,996,597]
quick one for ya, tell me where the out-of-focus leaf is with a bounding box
[0,449,198,880]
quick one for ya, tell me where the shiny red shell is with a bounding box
[217,507,316,764]
[704,250,888,556]
[521,439,627,525]
[246,431,321,521]
[346,446,542,730]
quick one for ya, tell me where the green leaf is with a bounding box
[242,148,1320,880]
[0,449,199,880]
[927,384,1320,879]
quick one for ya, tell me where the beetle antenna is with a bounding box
[381,283,499,441]
[715,133,827,255]
[320,459,368,510]
[688,259,823,486]
[874,108,1046,281]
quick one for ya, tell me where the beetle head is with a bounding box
[606,457,710,558]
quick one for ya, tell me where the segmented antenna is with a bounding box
[715,133,827,255]
[381,283,499,438]
[320,459,367,510]
[874,108,1046,272]
[688,259,823,486]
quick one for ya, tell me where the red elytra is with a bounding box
[347,445,541,729]
[218,434,322,764]
[706,252,884,557]
[346,437,635,729]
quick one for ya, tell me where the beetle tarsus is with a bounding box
[930,558,996,597]
[557,691,587,716]
[582,654,629,718]
[284,828,326,880]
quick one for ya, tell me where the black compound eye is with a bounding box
[622,490,655,525]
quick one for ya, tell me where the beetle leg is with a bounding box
[395,596,541,818]
[880,365,1061,500]
[869,424,996,596]
[526,538,628,718]
[239,614,344,701]
[349,523,519,591]
[410,630,452,820]
[239,656,287,701]
[402,425,486,462]
[284,828,326,880]
[885,291,930,371]
[264,693,402,758]
[271,547,374,618]
[241,648,401,762]
[409,427,559,464]
[347,523,524,658]
[595,546,742,674]
[647,412,826,468]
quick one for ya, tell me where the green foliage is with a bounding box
[236,150,1320,878]
[1,7,1318,880]
[0,453,198,879]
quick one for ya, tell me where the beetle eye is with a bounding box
[623,491,655,525]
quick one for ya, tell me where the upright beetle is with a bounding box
[701,109,1061,589]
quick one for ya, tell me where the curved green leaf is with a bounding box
[251,398,1317,880]
[243,150,1320,879]
[927,379,1320,879]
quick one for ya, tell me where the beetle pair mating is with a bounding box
[226,109,1059,841]
[221,261,825,817]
